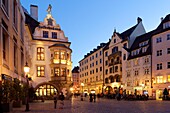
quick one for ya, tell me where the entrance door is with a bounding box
[156,90,163,100]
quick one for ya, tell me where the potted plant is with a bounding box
[1,80,14,112]
[12,79,22,108]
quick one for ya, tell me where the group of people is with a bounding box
[89,93,96,102]
[53,92,65,109]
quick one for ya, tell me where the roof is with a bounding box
[127,30,153,60]
[23,6,39,34]
[49,44,72,51]
[72,66,79,73]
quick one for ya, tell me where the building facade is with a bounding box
[104,18,146,94]
[24,5,72,98]
[79,43,106,94]
[0,0,29,85]
[152,14,170,100]
[72,66,80,93]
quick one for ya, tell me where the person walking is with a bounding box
[93,93,96,102]
[59,92,65,109]
[53,92,58,109]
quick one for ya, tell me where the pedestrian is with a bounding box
[53,92,58,109]
[89,93,93,102]
[93,93,96,102]
[59,92,65,109]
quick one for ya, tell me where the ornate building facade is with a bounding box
[25,5,72,98]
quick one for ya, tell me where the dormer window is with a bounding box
[114,39,116,43]
[47,18,53,26]
[163,22,170,29]
[43,31,48,38]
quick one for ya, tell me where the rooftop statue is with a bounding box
[47,4,52,14]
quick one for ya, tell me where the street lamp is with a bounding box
[24,62,30,112]
[81,83,84,101]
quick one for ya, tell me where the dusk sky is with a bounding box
[21,0,170,68]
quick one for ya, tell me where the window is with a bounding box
[157,63,162,70]
[105,69,108,75]
[144,57,149,63]
[37,47,45,60]
[100,67,102,71]
[20,15,24,42]
[144,68,149,75]
[164,22,170,29]
[61,68,66,76]
[37,66,45,77]
[105,61,108,66]
[2,22,8,60]
[96,68,98,73]
[100,59,102,64]
[105,51,108,57]
[54,68,59,76]
[61,51,66,60]
[123,43,127,48]
[135,81,139,86]
[54,51,59,59]
[21,47,24,73]
[127,71,130,77]
[156,37,162,43]
[43,31,48,38]
[114,39,116,43]
[167,34,170,40]
[168,75,170,82]
[96,53,98,58]
[13,37,18,69]
[96,76,98,81]
[100,51,102,56]
[157,50,162,56]
[145,80,149,86]
[112,46,118,53]
[2,0,8,15]
[109,67,112,73]
[115,66,118,72]
[167,48,170,54]
[134,58,139,66]
[127,82,131,86]
[47,18,53,26]
[96,61,98,65]
[13,0,17,29]
[52,32,57,39]
[134,70,139,76]
[167,62,170,69]
[157,76,163,83]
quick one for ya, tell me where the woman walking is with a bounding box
[53,92,58,109]
[59,92,65,109]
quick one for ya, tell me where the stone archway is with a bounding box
[35,82,60,99]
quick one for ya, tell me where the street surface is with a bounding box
[11,97,170,113]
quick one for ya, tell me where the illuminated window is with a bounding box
[61,68,66,76]
[168,75,170,82]
[127,82,131,86]
[134,58,139,66]
[37,66,45,77]
[157,76,163,83]
[61,51,65,60]
[54,68,59,76]
[37,47,44,60]
[145,80,149,86]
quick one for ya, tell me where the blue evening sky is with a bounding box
[21,0,170,68]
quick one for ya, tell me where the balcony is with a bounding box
[51,59,72,66]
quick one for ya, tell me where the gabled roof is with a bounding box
[127,30,154,60]
[120,24,138,41]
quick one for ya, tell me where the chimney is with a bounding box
[161,17,164,22]
[137,17,142,24]
[30,5,38,21]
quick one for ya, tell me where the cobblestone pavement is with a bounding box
[11,97,170,113]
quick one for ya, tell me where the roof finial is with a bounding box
[113,27,116,36]
[47,4,52,14]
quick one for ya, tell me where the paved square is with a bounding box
[11,97,170,113]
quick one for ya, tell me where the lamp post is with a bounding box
[81,83,84,101]
[24,62,30,112]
